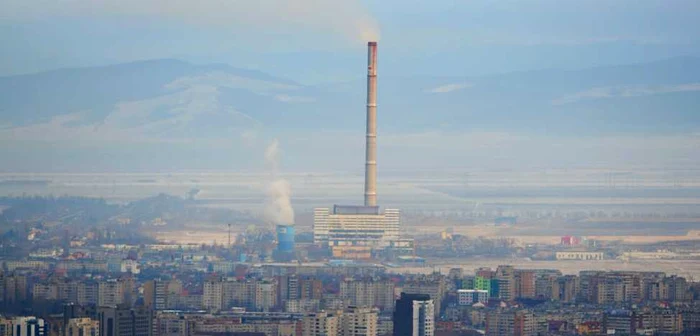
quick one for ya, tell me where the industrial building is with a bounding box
[273,224,295,262]
[312,42,413,259]
[313,206,411,258]
[556,251,604,260]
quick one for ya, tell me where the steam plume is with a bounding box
[3,0,380,42]
[265,139,280,171]
[264,139,294,224]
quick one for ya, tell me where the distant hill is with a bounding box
[0,57,698,171]
[2,57,699,133]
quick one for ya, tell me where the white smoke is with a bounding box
[2,0,380,42]
[265,138,280,171]
[264,139,295,224]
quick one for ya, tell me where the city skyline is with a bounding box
[1,1,700,335]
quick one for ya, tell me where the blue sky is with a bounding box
[2,0,699,82]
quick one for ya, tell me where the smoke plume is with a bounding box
[264,139,295,224]
[3,0,380,42]
[265,139,280,171]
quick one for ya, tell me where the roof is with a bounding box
[333,205,380,215]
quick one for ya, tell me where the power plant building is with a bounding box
[277,225,295,252]
[312,41,413,258]
[274,224,295,262]
[313,206,399,244]
[314,206,411,258]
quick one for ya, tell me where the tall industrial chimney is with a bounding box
[364,41,378,207]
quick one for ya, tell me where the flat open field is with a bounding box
[3,170,700,245]
[408,221,700,244]
[393,258,700,279]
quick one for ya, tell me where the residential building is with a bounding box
[66,318,99,336]
[143,279,182,310]
[153,312,192,336]
[495,266,516,302]
[515,270,536,299]
[551,275,579,303]
[98,279,134,307]
[202,279,223,312]
[393,293,434,336]
[603,310,643,335]
[10,317,47,336]
[302,311,339,336]
[485,310,535,336]
[340,306,377,336]
[98,305,152,336]
[457,290,488,306]
[340,279,394,312]
[401,278,444,316]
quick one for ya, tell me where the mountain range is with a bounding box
[1,56,699,171]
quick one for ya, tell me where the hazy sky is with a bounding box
[2,0,700,81]
[1,1,700,173]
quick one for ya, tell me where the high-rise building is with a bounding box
[66,318,98,336]
[457,290,488,306]
[98,305,152,336]
[302,311,339,336]
[221,280,256,310]
[255,282,277,312]
[57,280,79,302]
[485,310,536,336]
[664,276,689,302]
[495,266,516,302]
[340,279,395,312]
[98,279,134,307]
[681,307,700,334]
[278,275,322,305]
[299,278,323,300]
[153,312,193,336]
[77,281,99,306]
[144,279,182,310]
[278,275,299,304]
[475,268,495,279]
[515,270,536,299]
[202,279,223,312]
[0,317,11,336]
[602,310,643,335]
[2,274,29,305]
[32,283,57,301]
[473,276,491,294]
[587,272,643,304]
[551,275,579,303]
[10,317,47,336]
[401,278,445,316]
[340,306,378,336]
[649,310,684,335]
[204,278,278,312]
[63,303,96,336]
[393,293,434,336]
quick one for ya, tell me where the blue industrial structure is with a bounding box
[276,224,295,254]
